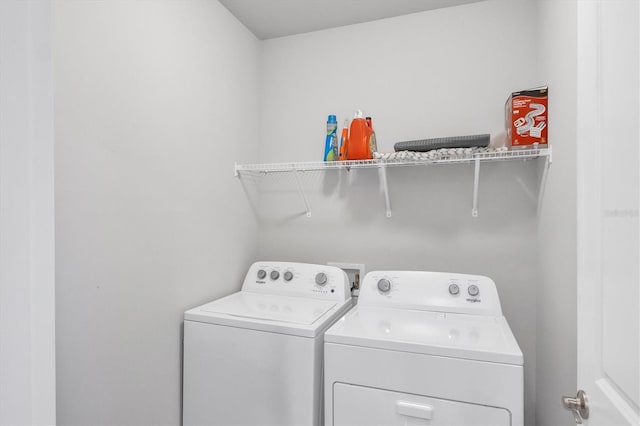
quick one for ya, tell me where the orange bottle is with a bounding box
[339,119,349,161]
[366,116,377,155]
[346,110,374,160]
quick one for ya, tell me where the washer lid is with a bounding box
[325,306,523,365]
[186,291,338,326]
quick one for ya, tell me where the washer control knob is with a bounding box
[315,273,327,286]
[283,271,293,282]
[468,284,480,297]
[270,270,280,280]
[377,279,391,293]
[448,283,460,295]
[257,269,267,279]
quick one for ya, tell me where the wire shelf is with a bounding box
[234,146,552,218]
[234,147,551,175]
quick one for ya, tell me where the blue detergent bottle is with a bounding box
[323,115,338,161]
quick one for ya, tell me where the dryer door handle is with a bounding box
[396,400,433,420]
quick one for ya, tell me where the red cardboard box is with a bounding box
[506,86,548,147]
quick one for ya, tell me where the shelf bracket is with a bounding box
[472,158,480,217]
[379,165,392,218]
[293,169,312,218]
[537,153,551,216]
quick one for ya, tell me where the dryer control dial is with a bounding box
[468,284,479,297]
[270,270,280,280]
[377,279,391,293]
[315,273,327,286]
[283,271,293,282]
[449,283,460,295]
[257,269,267,280]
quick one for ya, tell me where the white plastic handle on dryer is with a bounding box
[396,401,433,420]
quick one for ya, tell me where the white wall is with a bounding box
[536,1,578,425]
[0,1,56,424]
[53,1,259,424]
[255,1,541,424]
[50,1,582,425]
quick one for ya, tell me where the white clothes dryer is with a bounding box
[183,261,352,426]
[324,270,524,426]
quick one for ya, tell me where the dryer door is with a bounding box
[333,383,511,426]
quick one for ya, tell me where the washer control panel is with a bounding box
[243,261,350,301]
[359,270,503,316]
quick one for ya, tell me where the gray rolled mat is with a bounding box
[393,134,490,152]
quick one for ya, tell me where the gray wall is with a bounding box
[254,1,541,424]
[53,1,259,424]
[537,1,578,425]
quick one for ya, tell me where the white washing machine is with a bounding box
[183,261,352,426]
[324,270,523,426]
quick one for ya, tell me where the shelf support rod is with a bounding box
[293,169,312,218]
[379,165,392,218]
[472,158,480,217]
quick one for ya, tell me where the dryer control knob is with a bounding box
[377,279,391,293]
[270,270,280,280]
[315,273,327,286]
[283,271,293,282]
[257,269,267,279]
[468,284,480,297]
[449,283,460,295]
